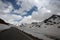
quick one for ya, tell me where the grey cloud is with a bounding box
[32,0,60,22]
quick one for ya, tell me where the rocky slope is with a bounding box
[44,15,60,26]
[19,14,60,40]
[0,18,42,40]
[0,19,9,25]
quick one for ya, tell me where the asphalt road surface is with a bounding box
[0,27,43,40]
[0,27,33,40]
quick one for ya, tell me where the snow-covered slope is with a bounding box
[17,14,60,40]
[0,19,16,31]
[44,15,60,25]
[0,24,11,31]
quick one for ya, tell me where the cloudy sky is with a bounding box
[0,0,60,25]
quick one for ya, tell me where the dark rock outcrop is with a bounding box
[44,15,60,25]
[45,35,60,40]
[0,19,9,25]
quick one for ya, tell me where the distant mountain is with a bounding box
[19,14,60,40]
[0,19,9,25]
[20,14,60,28]
[44,15,60,25]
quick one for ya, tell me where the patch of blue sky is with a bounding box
[1,0,38,17]
[1,0,22,10]
[10,6,38,17]
[9,10,21,16]
[22,6,38,17]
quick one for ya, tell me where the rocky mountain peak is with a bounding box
[44,14,60,25]
[0,19,9,25]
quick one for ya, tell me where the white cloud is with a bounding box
[0,0,60,25]
[13,0,33,14]
[20,16,33,24]
[14,0,47,18]
[32,0,60,21]
[32,8,53,22]
[20,16,39,24]
[47,0,60,13]
[12,0,52,23]
[0,0,22,25]
[3,4,13,13]
[0,1,13,15]
[0,14,23,25]
[15,0,55,22]
[0,1,7,15]
[56,13,60,15]
[28,0,50,9]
